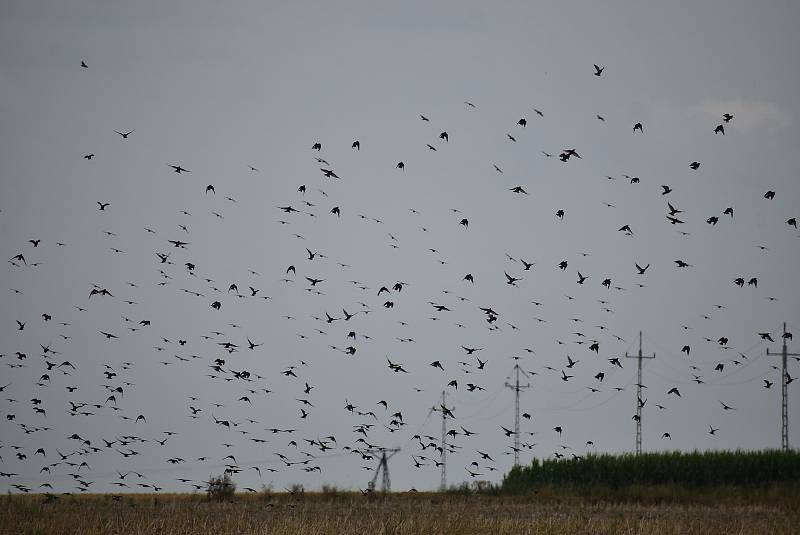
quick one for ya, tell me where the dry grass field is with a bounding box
[3,486,799,535]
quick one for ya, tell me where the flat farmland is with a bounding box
[3,488,798,535]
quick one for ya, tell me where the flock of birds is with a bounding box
[1,58,798,496]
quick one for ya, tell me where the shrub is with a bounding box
[205,473,236,501]
[445,482,473,495]
[444,480,498,495]
[286,483,305,500]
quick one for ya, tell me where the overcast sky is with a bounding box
[1,1,799,494]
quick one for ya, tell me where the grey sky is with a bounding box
[1,1,799,493]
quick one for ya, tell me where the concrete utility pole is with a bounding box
[504,363,530,467]
[766,323,797,452]
[626,331,655,455]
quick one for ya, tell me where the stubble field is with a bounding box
[3,486,798,535]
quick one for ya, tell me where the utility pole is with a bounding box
[504,363,530,467]
[766,323,797,452]
[440,390,447,491]
[625,331,655,455]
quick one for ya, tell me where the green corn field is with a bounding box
[502,450,800,492]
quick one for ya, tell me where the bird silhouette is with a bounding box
[1,37,795,498]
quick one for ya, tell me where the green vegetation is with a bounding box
[502,449,800,492]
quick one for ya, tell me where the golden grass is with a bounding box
[3,488,798,535]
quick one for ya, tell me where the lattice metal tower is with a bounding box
[625,331,655,455]
[504,363,530,466]
[767,322,798,451]
[366,447,400,492]
[440,390,447,490]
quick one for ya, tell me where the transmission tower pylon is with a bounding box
[366,447,400,492]
[767,322,797,452]
[504,363,530,467]
[625,331,655,455]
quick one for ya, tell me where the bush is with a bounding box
[287,483,305,499]
[205,473,236,501]
[445,482,473,495]
[445,480,498,495]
